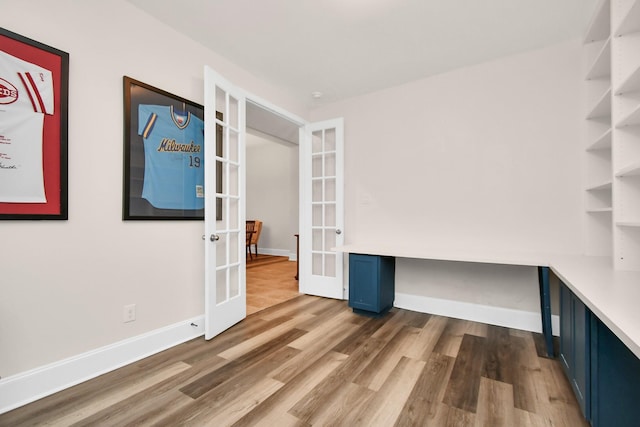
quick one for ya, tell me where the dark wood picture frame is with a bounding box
[0,28,69,220]
[123,76,222,220]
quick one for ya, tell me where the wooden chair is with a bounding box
[246,220,256,260]
[246,220,262,259]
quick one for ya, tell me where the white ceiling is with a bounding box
[128,0,596,107]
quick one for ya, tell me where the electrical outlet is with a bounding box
[123,304,136,323]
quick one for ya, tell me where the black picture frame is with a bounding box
[0,28,69,220]
[123,76,221,220]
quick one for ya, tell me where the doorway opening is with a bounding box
[245,100,302,314]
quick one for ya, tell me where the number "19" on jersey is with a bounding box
[189,156,201,168]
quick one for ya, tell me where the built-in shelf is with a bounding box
[587,87,612,119]
[586,181,613,191]
[616,104,640,127]
[587,128,612,151]
[616,65,640,94]
[614,0,640,37]
[616,161,640,177]
[586,38,611,80]
[587,207,613,213]
[585,0,611,43]
[617,221,640,227]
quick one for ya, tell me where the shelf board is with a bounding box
[586,207,613,213]
[617,221,640,227]
[586,87,612,119]
[616,65,640,94]
[614,0,640,37]
[586,180,613,191]
[616,103,640,127]
[616,160,640,177]
[586,38,611,80]
[586,128,612,151]
[585,0,611,42]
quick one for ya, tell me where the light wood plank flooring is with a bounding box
[0,295,588,426]
[246,255,300,315]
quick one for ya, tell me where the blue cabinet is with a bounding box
[559,282,591,418]
[348,254,395,316]
[560,281,640,427]
[590,316,640,427]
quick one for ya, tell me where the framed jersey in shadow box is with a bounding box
[122,76,222,220]
[0,28,69,220]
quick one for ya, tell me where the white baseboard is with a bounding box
[0,316,205,415]
[395,293,560,336]
[257,247,296,261]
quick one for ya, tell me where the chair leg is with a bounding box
[253,244,258,257]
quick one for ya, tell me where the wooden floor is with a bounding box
[246,255,300,315]
[0,294,588,426]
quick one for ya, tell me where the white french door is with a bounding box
[299,118,345,299]
[204,66,246,340]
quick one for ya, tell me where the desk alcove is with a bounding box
[335,243,556,357]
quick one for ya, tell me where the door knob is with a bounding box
[210,234,220,241]
[336,229,342,235]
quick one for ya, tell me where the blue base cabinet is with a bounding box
[559,283,591,418]
[560,281,640,427]
[348,254,395,317]
[590,316,640,427]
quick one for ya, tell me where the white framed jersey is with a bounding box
[0,49,54,203]
[138,104,205,210]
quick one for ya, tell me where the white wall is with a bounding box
[246,133,299,256]
[0,0,306,379]
[310,40,583,312]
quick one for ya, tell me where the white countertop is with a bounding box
[335,243,553,267]
[335,244,640,359]
[551,255,640,360]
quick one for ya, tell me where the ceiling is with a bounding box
[128,0,596,108]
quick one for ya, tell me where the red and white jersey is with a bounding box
[0,49,54,203]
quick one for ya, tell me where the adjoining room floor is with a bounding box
[246,255,300,315]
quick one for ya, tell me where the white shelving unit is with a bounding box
[614,0,640,36]
[586,39,612,80]
[611,0,640,270]
[616,104,640,127]
[585,0,614,258]
[615,160,640,176]
[587,87,613,119]
[587,128,613,151]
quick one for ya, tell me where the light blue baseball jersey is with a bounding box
[138,104,205,210]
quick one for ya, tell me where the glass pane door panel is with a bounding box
[227,198,239,230]
[229,164,239,198]
[325,254,336,277]
[312,229,323,251]
[216,87,227,116]
[325,178,336,202]
[324,129,336,151]
[312,253,323,275]
[229,232,239,264]
[216,234,228,267]
[325,205,336,227]
[313,205,323,226]
[312,155,323,177]
[325,153,336,176]
[229,96,239,129]
[325,231,336,251]
[230,266,240,298]
[312,131,323,153]
[228,131,239,163]
[219,197,229,228]
[312,180,323,202]
[216,269,227,302]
